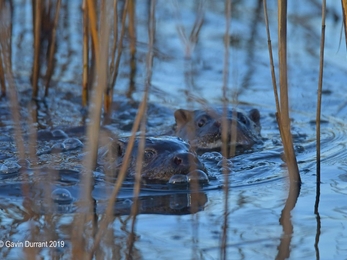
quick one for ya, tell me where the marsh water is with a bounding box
[1,0,347,259]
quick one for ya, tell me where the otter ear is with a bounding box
[174,109,194,126]
[248,109,260,126]
[111,139,126,157]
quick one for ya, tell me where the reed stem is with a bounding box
[127,2,155,254]
[220,0,231,259]
[341,0,347,48]
[314,1,327,257]
[72,0,109,257]
[277,0,300,184]
[82,0,89,107]
[0,45,5,97]
[126,0,136,98]
[105,0,129,112]
[44,0,61,97]
[32,0,41,98]
[263,0,281,117]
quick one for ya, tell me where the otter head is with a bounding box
[173,108,262,154]
[104,136,208,183]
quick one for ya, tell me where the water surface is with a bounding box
[1,0,347,259]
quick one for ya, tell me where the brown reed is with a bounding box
[263,0,281,119]
[105,0,129,113]
[342,0,347,47]
[263,1,303,258]
[314,1,326,258]
[82,0,89,107]
[71,0,111,257]
[32,0,41,98]
[0,0,12,97]
[44,0,61,97]
[277,0,301,184]
[126,0,136,98]
[0,52,5,97]
[127,1,156,254]
[220,0,232,259]
[315,0,326,210]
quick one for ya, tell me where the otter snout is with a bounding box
[172,152,206,172]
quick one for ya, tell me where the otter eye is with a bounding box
[144,149,156,161]
[237,112,248,125]
[197,117,207,127]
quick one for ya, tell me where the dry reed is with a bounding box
[44,0,61,97]
[220,0,232,259]
[263,1,302,258]
[277,0,300,184]
[264,0,300,184]
[126,0,136,98]
[0,0,12,97]
[32,0,41,98]
[105,0,129,112]
[3,0,333,258]
[342,0,347,48]
[314,0,326,258]
[315,0,326,211]
[127,0,156,256]
[82,0,89,107]
[72,0,110,257]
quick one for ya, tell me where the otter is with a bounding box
[172,107,262,153]
[99,136,209,183]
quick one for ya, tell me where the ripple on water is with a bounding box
[0,160,21,179]
[51,188,73,204]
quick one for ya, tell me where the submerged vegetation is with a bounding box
[0,0,345,258]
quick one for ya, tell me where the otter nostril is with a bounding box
[173,156,183,165]
[214,120,221,127]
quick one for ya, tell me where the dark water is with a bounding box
[1,0,347,259]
